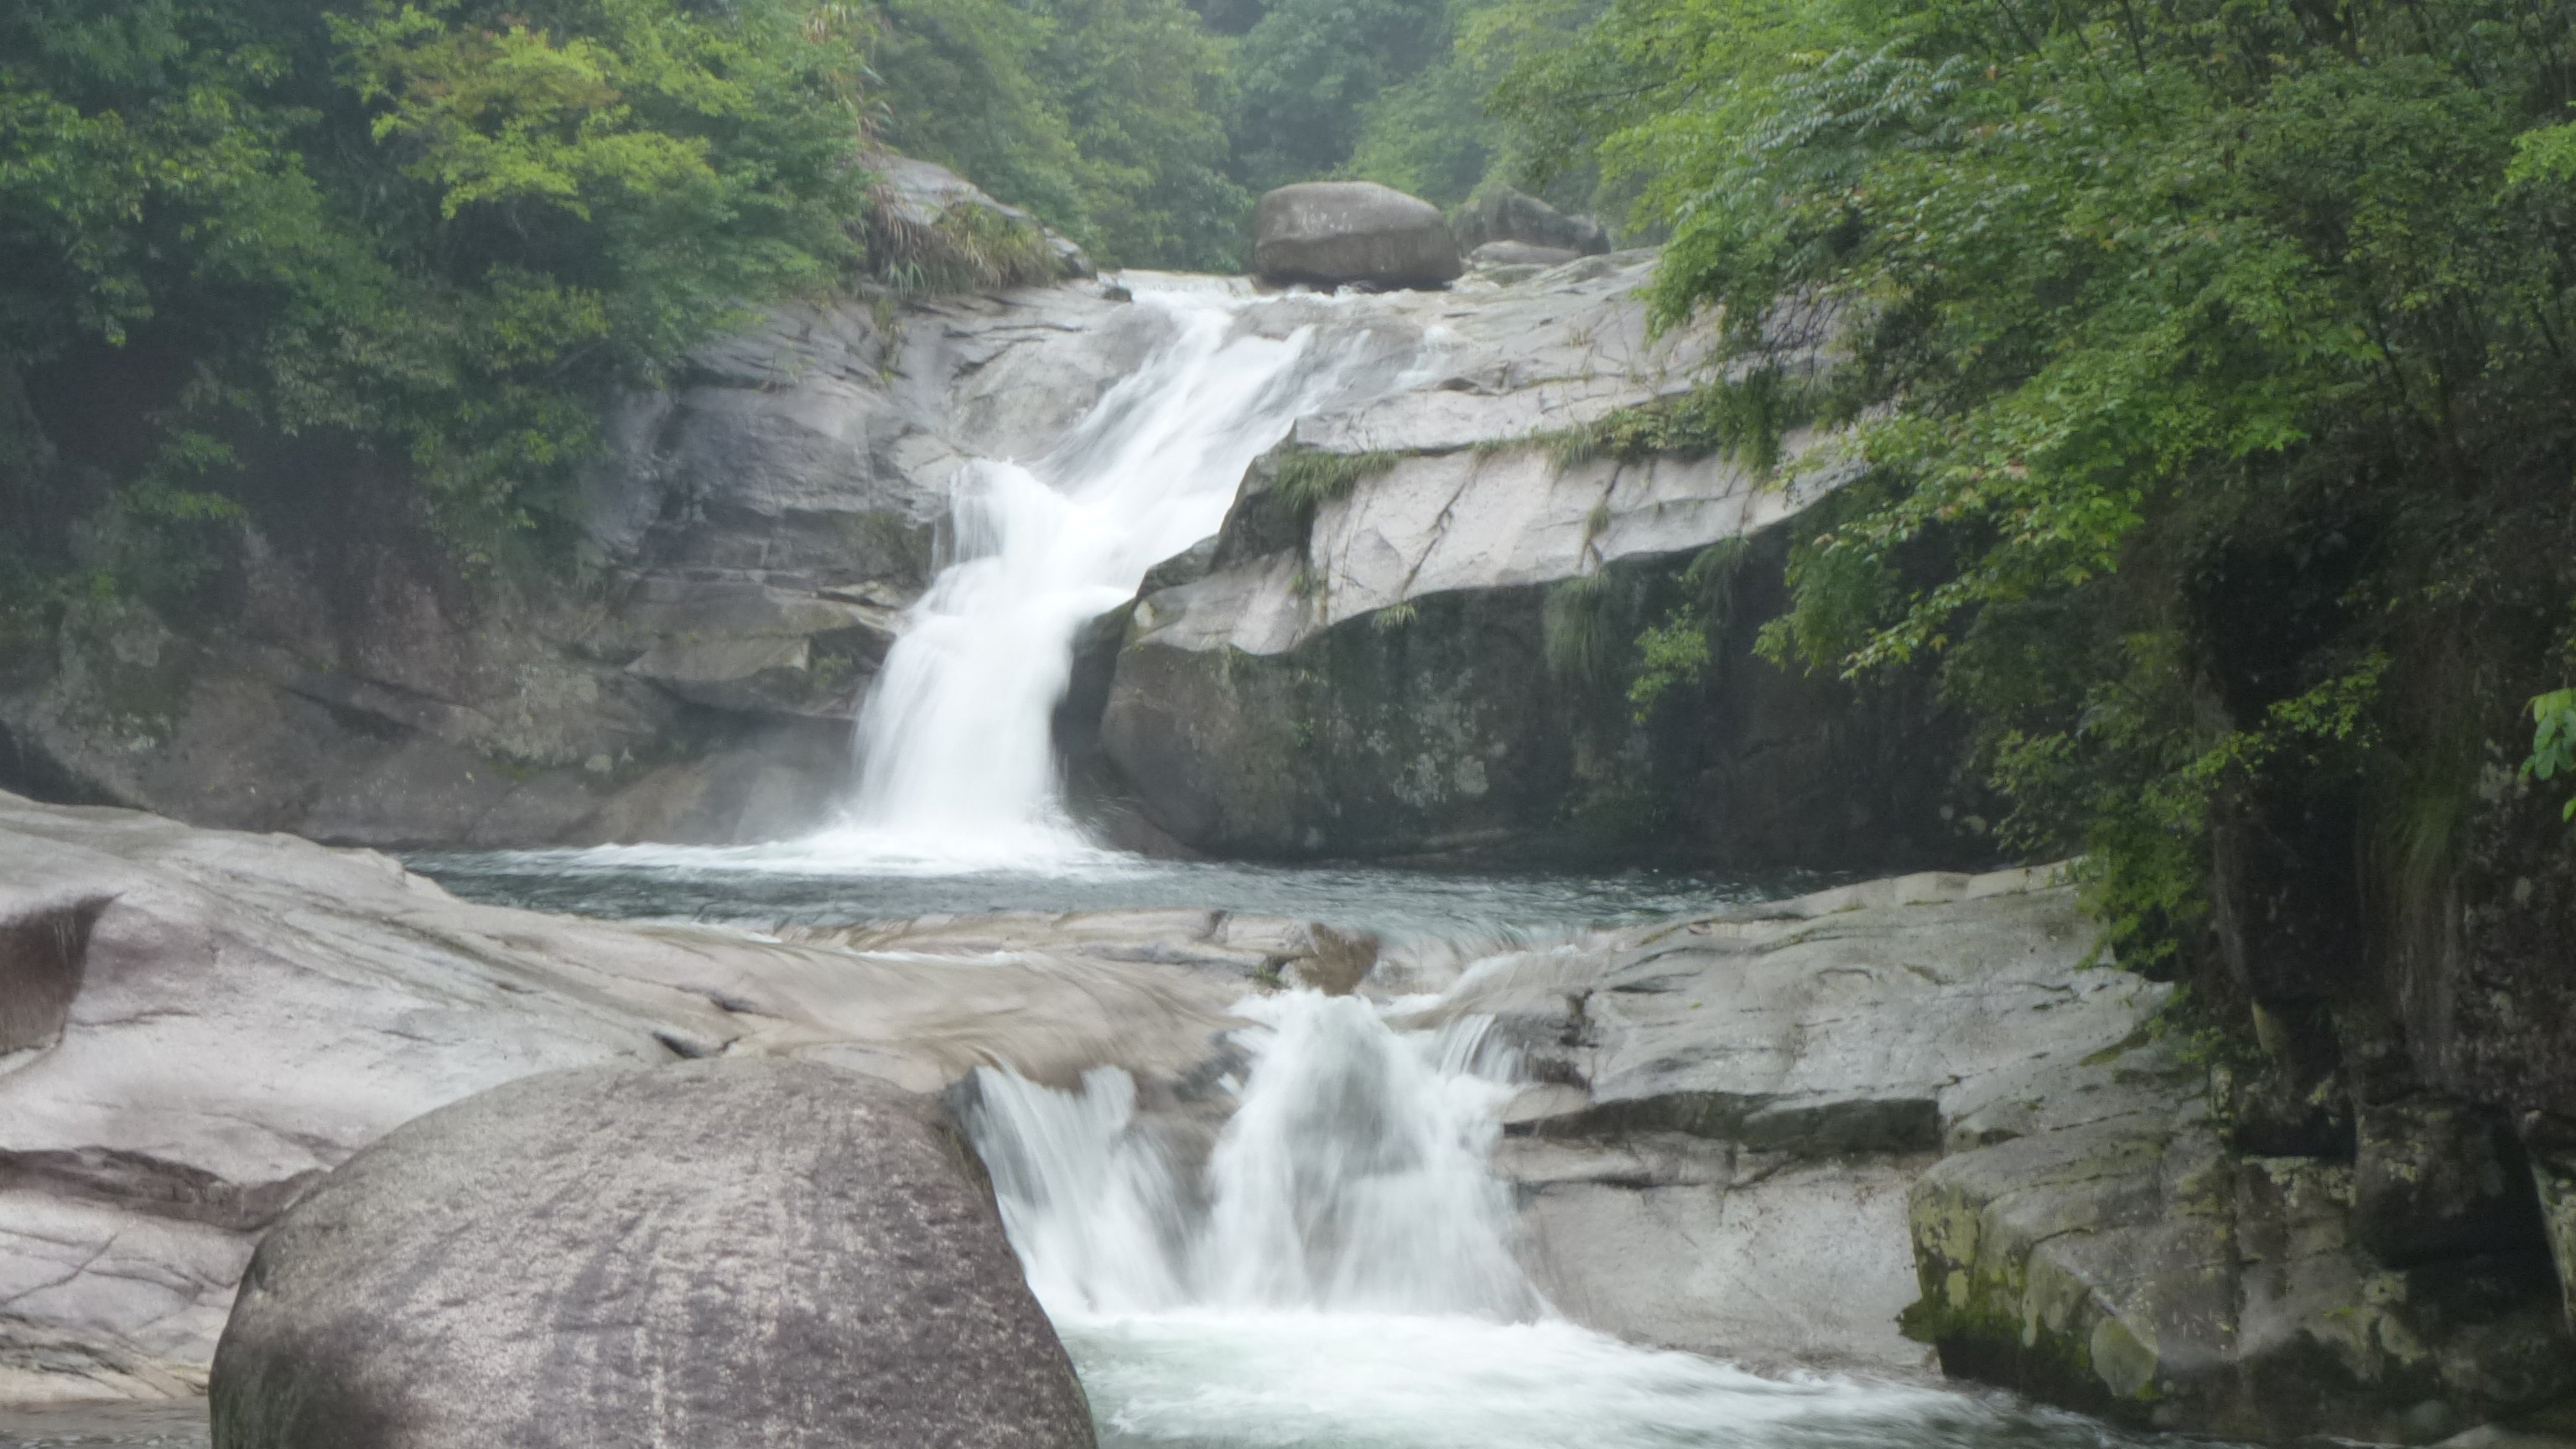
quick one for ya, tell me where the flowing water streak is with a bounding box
[971,991,1539,1320]
[825,290,1425,864]
[967,989,2163,1449]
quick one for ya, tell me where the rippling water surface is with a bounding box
[407,841,1811,942]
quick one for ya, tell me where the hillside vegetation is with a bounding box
[1578,0,2576,1010]
[10,0,2576,1026]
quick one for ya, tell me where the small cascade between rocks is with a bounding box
[814,287,1423,866]
[963,989,2132,1449]
[969,991,1541,1322]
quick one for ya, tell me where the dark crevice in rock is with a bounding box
[0,1146,320,1233]
[0,895,110,1055]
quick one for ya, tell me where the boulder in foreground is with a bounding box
[1253,182,1462,289]
[209,1057,1095,1449]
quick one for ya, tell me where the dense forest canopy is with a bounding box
[0,0,1578,595]
[8,0,2576,1013]
[1613,0,2576,996]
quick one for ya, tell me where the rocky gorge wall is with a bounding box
[1072,249,1986,868]
[0,278,1182,849]
[1,242,1981,871]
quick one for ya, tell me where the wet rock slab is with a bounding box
[1400,865,2159,1374]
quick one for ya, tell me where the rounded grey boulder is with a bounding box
[1253,182,1462,289]
[1453,185,1610,257]
[209,1057,1094,1449]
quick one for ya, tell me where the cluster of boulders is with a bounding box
[1249,180,1609,290]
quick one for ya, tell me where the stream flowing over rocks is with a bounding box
[3,788,2570,1445]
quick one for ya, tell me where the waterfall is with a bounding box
[959,991,2062,1449]
[823,290,1424,863]
[964,989,1544,1322]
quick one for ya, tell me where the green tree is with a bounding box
[2,0,873,577]
[1568,0,2576,966]
[870,0,1247,267]
[1228,0,1446,190]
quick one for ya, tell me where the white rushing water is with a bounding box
[966,991,2149,1449]
[808,288,1423,867]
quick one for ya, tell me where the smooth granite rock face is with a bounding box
[1252,182,1464,289]
[1080,252,1987,870]
[1403,867,2576,1443]
[0,273,1178,849]
[0,791,1264,1405]
[1389,866,2159,1373]
[209,1058,1094,1449]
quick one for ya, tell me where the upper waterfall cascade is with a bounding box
[820,288,1426,864]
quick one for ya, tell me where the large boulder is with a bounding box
[209,1058,1095,1449]
[865,152,1092,283]
[0,790,1264,1405]
[1252,182,1463,289]
[1453,185,1610,257]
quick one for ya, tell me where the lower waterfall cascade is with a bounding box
[963,989,2178,1449]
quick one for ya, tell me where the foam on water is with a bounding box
[1062,1312,2121,1449]
[965,991,2175,1449]
[839,288,1426,862]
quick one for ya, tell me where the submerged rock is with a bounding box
[1252,182,1463,289]
[210,1058,1093,1449]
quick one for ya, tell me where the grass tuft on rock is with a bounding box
[1275,449,1405,519]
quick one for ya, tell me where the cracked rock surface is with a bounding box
[1400,865,2163,1374]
